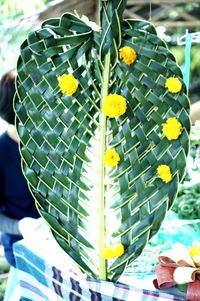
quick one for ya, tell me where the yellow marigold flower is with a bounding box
[115,243,125,257]
[190,246,200,267]
[119,46,137,65]
[103,247,115,259]
[190,246,200,257]
[103,94,127,118]
[58,74,78,96]
[104,149,120,167]
[157,164,172,183]
[103,244,124,260]
[165,77,182,93]
[162,117,183,140]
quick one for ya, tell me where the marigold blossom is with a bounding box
[103,94,127,118]
[58,74,78,96]
[119,46,137,65]
[104,149,120,167]
[157,164,172,183]
[189,246,200,267]
[165,77,182,93]
[103,243,124,259]
[190,246,200,257]
[115,244,124,257]
[162,117,183,140]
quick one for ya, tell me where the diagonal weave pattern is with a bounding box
[15,0,190,281]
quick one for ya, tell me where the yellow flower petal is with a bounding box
[103,244,124,259]
[190,246,200,267]
[119,46,137,65]
[102,247,115,259]
[103,94,127,118]
[165,77,182,93]
[104,149,120,167]
[190,246,200,257]
[157,164,172,183]
[58,74,78,96]
[115,243,124,257]
[162,117,183,140]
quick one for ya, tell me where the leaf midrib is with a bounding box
[99,52,111,280]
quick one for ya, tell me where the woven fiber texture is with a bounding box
[14,0,190,281]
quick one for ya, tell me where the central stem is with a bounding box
[99,52,110,280]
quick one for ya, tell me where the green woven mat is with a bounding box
[14,0,190,281]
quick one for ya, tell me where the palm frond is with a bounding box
[14,0,190,281]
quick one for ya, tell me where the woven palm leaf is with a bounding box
[14,0,190,281]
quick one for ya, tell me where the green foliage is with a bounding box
[0,0,55,76]
[170,46,200,103]
[0,21,34,75]
[172,183,200,219]
[0,259,9,273]
[190,121,200,147]
[14,0,190,281]
[170,46,200,72]
[0,0,54,17]
[0,257,10,297]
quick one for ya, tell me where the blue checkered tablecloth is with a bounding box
[13,237,187,301]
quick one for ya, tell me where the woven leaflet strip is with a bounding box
[15,0,190,281]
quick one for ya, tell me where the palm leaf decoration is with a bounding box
[14,0,190,281]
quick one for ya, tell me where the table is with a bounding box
[13,225,186,301]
